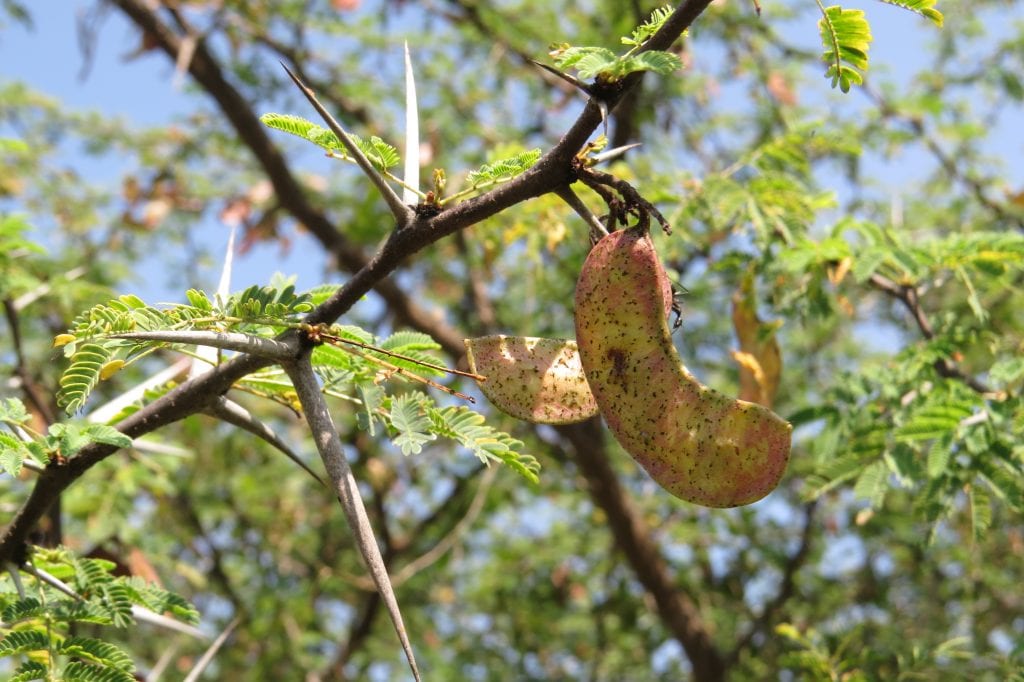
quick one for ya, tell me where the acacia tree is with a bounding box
[2,0,1023,680]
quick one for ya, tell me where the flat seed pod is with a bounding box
[465,335,599,424]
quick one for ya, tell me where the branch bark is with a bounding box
[559,418,726,682]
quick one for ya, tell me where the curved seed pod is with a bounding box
[465,336,599,424]
[575,227,792,507]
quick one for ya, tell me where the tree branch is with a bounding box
[726,501,817,665]
[559,418,726,682]
[869,273,992,394]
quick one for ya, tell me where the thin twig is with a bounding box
[182,616,241,682]
[869,273,992,394]
[111,330,296,360]
[3,299,56,425]
[555,185,610,243]
[727,501,816,663]
[314,328,484,381]
[390,466,496,586]
[315,331,478,402]
[20,563,207,639]
[204,396,325,486]
[283,359,421,682]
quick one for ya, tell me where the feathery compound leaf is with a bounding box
[0,629,50,655]
[969,484,992,541]
[11,661,48,682]
[465,149,541,188]
[58,637,135,673]
[551,45,617,72]
[817,4,872,92]
[0,432,29,476]
[59,342,114,413]
[852,459,888,507]
[262,113,400,170]
[389,393,436,455]
[128,579,200,625]
[0,397,30,424]
[428,405,541,483]
[616,51,683,77]
[259,112,321,140]
[361,135,401,170]
[2,597,44,623]
[60,661,136,682]
[379,330,441,353]
[877,0,943,26]
[621,5,673,47]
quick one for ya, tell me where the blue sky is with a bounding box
[2,2,1022,305]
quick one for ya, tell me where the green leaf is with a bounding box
[0,629,49,655]
[926,441,951,478]
[852,460,888,506]
[47,423,90,457]
[877,0,944,27]
[379,331,440,353]
[0,431,28,476]
[259,112,321,140]
[621,5,673,47]
[551,46,617,73]
[389,394,436,455]
[818,5,872,93]
[616,51,683,77]
[184,288,214,311]
[2,597,44,623]
[59,637,135,672]
[60,661,136,682]
[989,357,1024,387]
[428,405,540,483]
[129,579,200,625]
[0,397,30,424]
[79,424,132,449]
[897,402,974,442]
[968,484,992,541]
[465,149,541,188]
[58,342,114,413]
[11,660,48,682]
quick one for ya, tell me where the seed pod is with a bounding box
[465,336,598,424]
[574,227,791,507]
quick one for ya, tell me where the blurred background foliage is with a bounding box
[1,0,1023,679]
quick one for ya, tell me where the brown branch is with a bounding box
[726,501,817,665]
[869,273,992,394]
[329,591,381,680]
[3,299,56,426]
[558,418,726,682]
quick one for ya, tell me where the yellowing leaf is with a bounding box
[731,272,782,408]
[99,359,125,380]
[53,334,76,348]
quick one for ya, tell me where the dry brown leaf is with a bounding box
[731,271,782,408]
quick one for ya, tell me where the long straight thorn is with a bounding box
[528,59,592,94]
[279,62,412,225]
[402,42,421,206]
